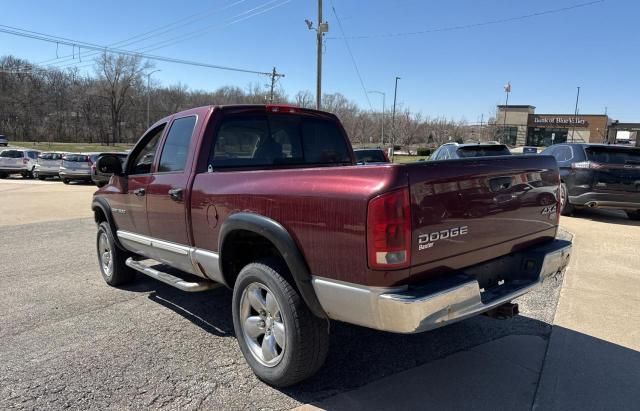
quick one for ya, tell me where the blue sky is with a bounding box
[1,0,638,121]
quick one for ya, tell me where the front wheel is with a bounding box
[62,178,70,184]
[232,259,329,387]
[626,210,640,221]
[96,222,136,286]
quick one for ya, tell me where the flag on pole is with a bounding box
[504,82,512,93]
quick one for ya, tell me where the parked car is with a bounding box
[59,153,99,184]
[91,104,571,387]
[91,152,128,187]
[34,152,66,180]
[0,149,40,178]
[353,148,390,164]
[430,142,512,160]
[541,143,640,220]
[0,135,8,147]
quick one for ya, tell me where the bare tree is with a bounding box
[95,53,151,145]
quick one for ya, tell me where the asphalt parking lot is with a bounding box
[1,179,638,410]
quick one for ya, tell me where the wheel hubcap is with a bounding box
[239,282,286,367]
[98,232,113,277]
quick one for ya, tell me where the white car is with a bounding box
[0,149,40,179]
[34,152,66,180]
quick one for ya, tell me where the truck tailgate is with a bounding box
[408,155,559,268]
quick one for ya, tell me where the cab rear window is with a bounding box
[211,114,351,168]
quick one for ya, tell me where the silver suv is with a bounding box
[34,152,66,180]
[59,153,99,184]
[0,149,40,179]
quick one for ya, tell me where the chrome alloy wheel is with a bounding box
[240,282,286,367]
[98,232,113,277]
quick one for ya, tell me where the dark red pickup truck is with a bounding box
[92,104,572,386]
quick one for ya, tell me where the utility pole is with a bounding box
[391,76,401,159]
[268,67,285,103]
[368,91,386,146]
[480,113,484,142]
[306,2,328,110]
[147,69,161,129]
[572,86,580,142]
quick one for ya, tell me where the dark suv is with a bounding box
[430,143,512,160]
[541,143,640,220]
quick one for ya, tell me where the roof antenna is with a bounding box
[56,42,59,59]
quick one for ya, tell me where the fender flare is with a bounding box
[219,212,327,319]
[91,198,124,249]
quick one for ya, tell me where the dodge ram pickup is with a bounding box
[92,104,572,387]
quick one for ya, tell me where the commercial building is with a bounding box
[495,105,610,147]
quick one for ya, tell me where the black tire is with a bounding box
[0,173,7,179]
[38,176,46,181]
[96,181,106,188]
[232,259,329,387]
[560,183,574,216]
[62,178,70,184]
[96,221,136,286]
[626,210,640,221]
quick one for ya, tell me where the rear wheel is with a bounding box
[626,210,640,221]
[232,259,329,387]
[62,178,70,184]
[96,221,136,286]
[38,175,46,180]
[559,183,574,216]
[0,173,7,179]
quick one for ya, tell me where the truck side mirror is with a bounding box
[96,155,123,176]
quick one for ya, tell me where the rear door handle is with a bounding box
[168,188,183,201]
[133,188,145,197]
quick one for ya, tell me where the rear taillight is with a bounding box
[382,150,390,162]
[22,158,28,164]
[572,161,602,169]
[367,188,411,270]
[91,164,96,174]
[86,155,93,165]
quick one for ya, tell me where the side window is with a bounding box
[447,146,458,159]
[555,146,572,162]
[158,116,197,173]
[128,124,166,175]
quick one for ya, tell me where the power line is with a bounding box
[329,0,373,110]
[37,0,250,66]
[328,0,604,40]
[42,0,289,70]
[0,25,279,76]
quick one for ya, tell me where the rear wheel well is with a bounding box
[221,230,294,289]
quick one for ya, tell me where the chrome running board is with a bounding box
[126,258,221,292]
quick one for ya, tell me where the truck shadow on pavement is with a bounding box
[125,276,640,409]
[570,208,640,226]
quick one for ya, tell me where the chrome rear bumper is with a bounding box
[313,230,572,334]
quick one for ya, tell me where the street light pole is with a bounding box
[147,69,161,129]
[368,91,386,146]
[572,86,580,142]
[391,76,401,158]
